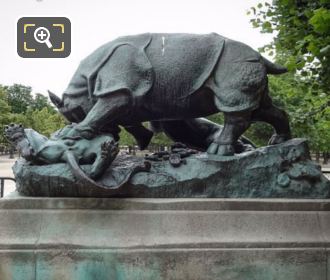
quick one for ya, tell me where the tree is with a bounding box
[32,93,55,113]
[0,87,11,123]
[150,132,172,150]
[119,124,173,153]
[248,1,330,151]
[119,127,136,146]
[208,113,224,125]
[119,127,139,154]
[0,87,11,144]
[249,0,330,94]
[5,84,33,114]
[27,107,66,137]
[0,84,67,146]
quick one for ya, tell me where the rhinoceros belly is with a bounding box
[144,33,225,118]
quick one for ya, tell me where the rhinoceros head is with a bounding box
[48,90,90,123]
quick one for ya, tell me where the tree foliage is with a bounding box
[249,0,330,93]
[244,73,329,149]
[5,84,33,114]
[0,87,11,144]
[31,93,55,112]
[0,84,66,146]
[119,127,136,146]
[269,73,330,151]
[150,132,173,147]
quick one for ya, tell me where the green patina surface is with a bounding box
[13,138,330,198]
[0,249,326,280]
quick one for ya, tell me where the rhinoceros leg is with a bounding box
[158,118,255,154]
[155,118,219,151]
[65,92,132,138]
[251,101,291,145]
[123,124,153,150]
[207,112,251,156]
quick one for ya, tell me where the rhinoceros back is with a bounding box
[146,33,225,101]
[64,33,225,106]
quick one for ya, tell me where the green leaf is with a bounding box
[307,41,320,55]
[309,8,330,34]
[285,59,296,71]
[296,59,306,70]
[262,21,272,31]
[252,20,259,28]
[306,55,314,63]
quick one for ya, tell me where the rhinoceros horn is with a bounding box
[48,90,86,122]
[48,90,64,109]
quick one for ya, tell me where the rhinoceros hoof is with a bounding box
[268,134,290,145]
[207,142,235,156]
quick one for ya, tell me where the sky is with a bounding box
[0,0,272,97]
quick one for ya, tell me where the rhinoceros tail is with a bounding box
[262,57,288,75]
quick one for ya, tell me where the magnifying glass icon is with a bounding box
[34,27,53,48]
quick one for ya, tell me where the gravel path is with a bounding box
[0,155,16,196]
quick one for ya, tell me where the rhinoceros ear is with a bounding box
[48,90,63,109]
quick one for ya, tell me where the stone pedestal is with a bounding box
[1,194,330,279]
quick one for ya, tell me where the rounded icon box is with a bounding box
[17,17,71,58]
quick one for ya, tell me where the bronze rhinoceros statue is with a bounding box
[49,33,291,155]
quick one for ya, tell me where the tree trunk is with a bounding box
[323,152,329,165]
[316,151,320,163]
